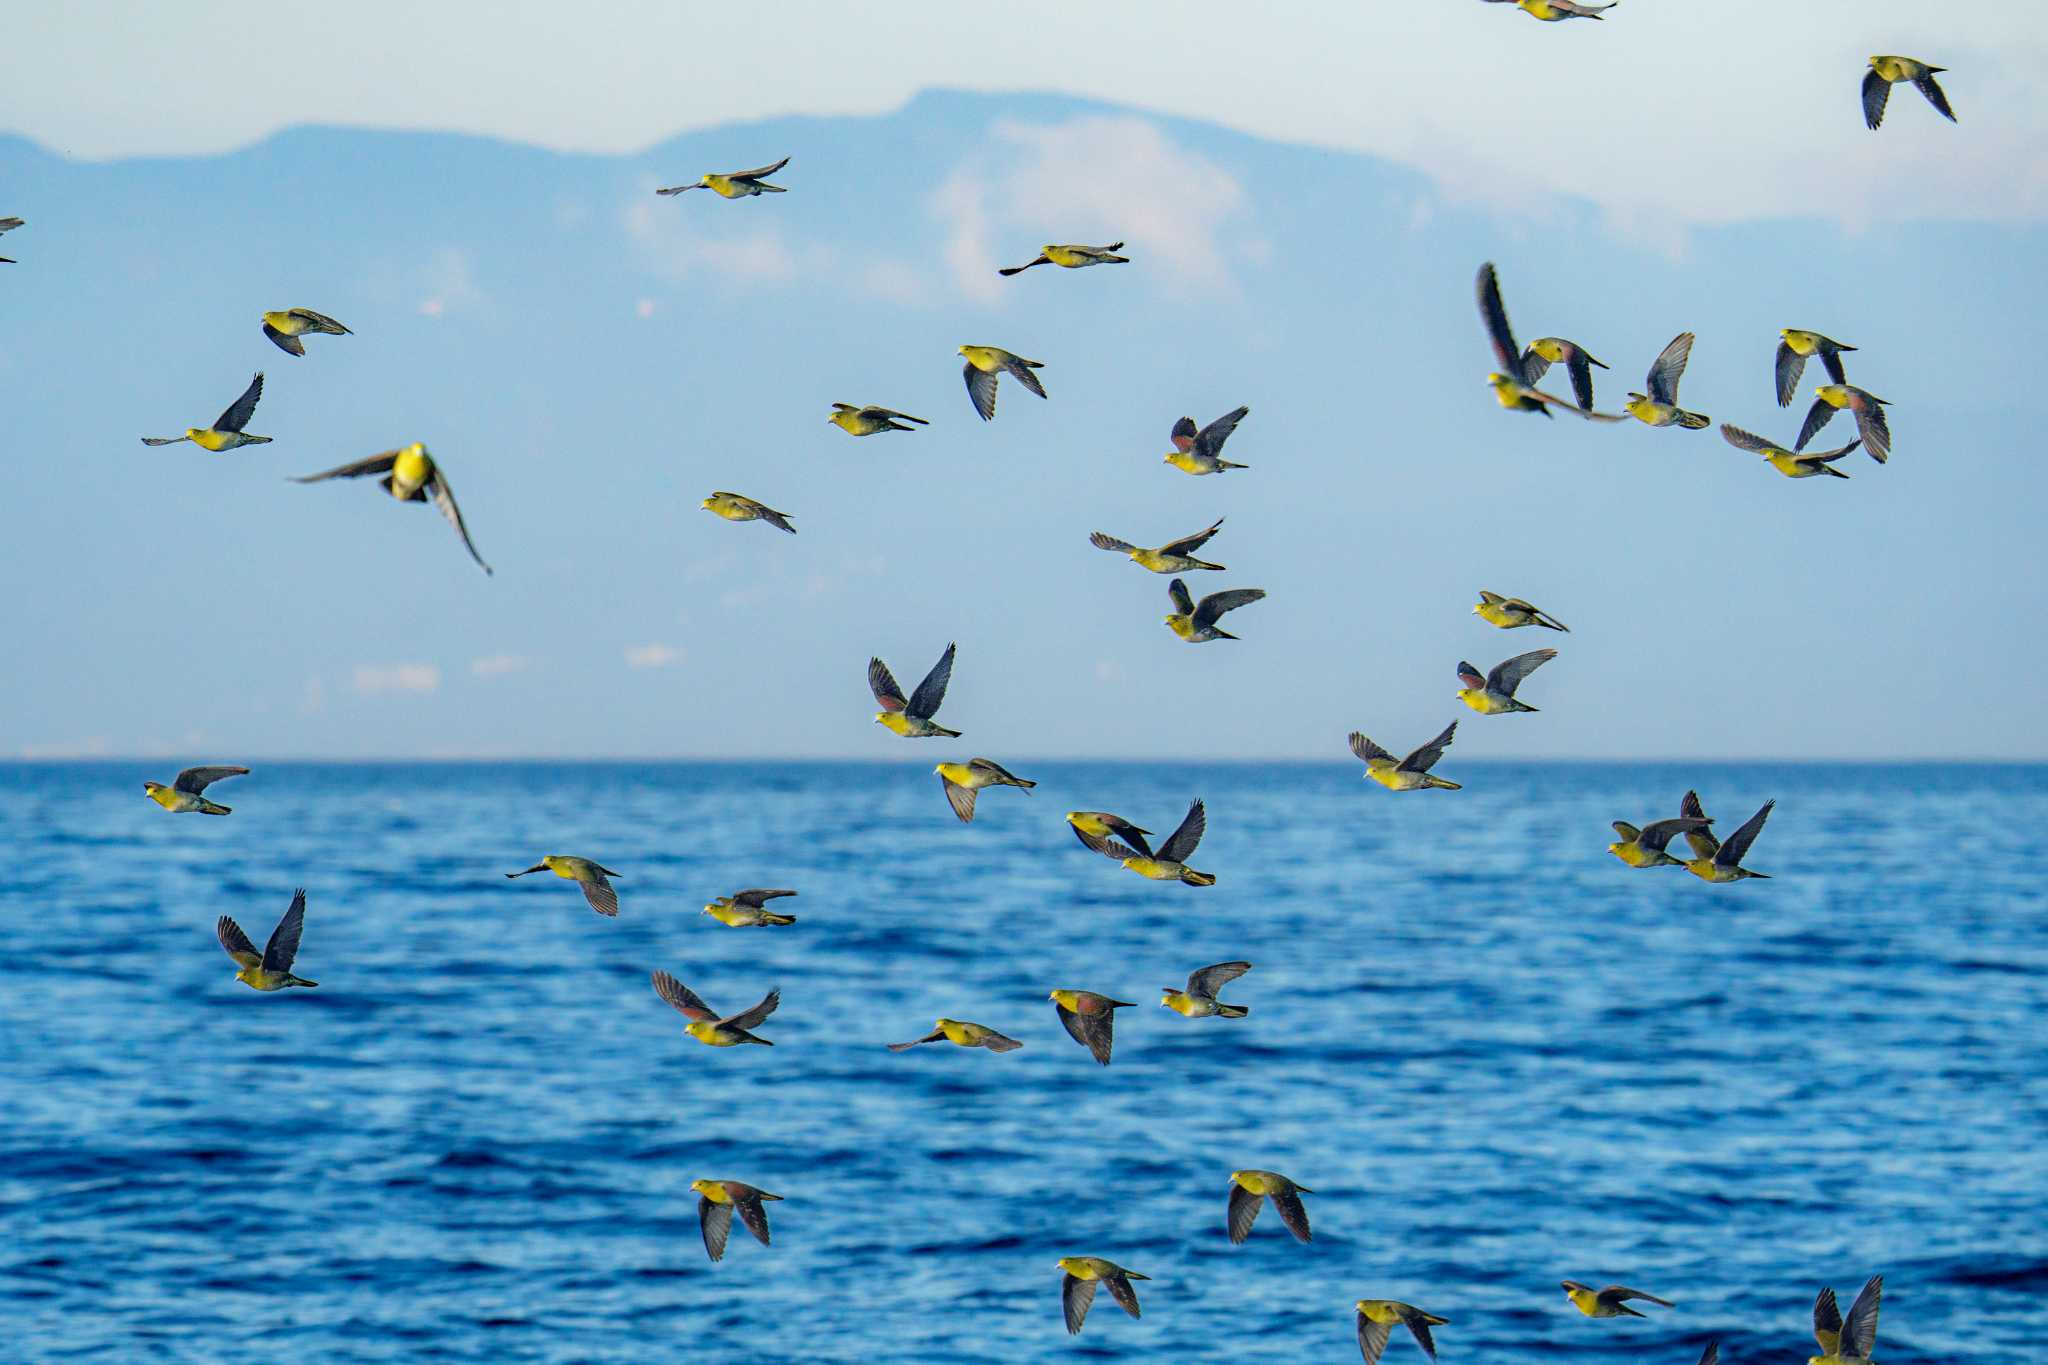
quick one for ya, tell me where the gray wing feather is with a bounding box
[699,1196,733,1261]
[291,451,402,483]
[1400,1308,1442,1362]
[1487,648,1557,696]
[719,987,781,1032]
[1775,342,1806,407]
[1158,518,1225,557]
[262,889,307,973]
[733,889,797,908]
[1191,588,1265,630]
[731,156,791,180]
[1349,732,1394,764]
[887,1029,946,1051]
[1005,358,1047,399]
[963,362,999,421]
[1090,531,1138,553]
[942,778,977,823]
[1840,1275,1882,1356]
[1167,578,1195,615]
[1863,69,1891,130]
[1268,1187,1312,1242]
[1914,74,1956,122]
[1637,816,1709,853]
[1188,961,1251,995]
[1476,263,1526,382]
[579,873,619,917]
[215,373,264,432]
[1101,1273,1141,1319]
[1646,333,1693,406]
[652,970,716,1020]
[216,916,261,965]
[1715,800,1774,867]
[1226,1182,1262,1243]
[1193,406,1248,459]
[1156,799,1206,865]
[1795,398,1837,451]
[1357,1316,1393,1365]
[868,657,907,710]
[427,468,492,574]
[173,765,248,794]
[1062,1274,1095,1334]
[1520,348,1553,386]
[906,643,955,720]
[1720,423,1775,454]
[1399,722,1457,773]
[731,1190,774,1245]
[1814,1285,1843,1346]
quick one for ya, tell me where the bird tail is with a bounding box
[198,799,232,815]
[1216,1003,1249,1018]
[1187,558,1225,571]
[1216,459,1248,470]
[1675,410,1710,430]
[749,1037,776,1046]
[1511,701,1539,714]
[1011,777,1037,789]
[244,435,274,445]
[1211,628,1240,641]
[1424,776,1463,790]
[1179,869,1217,887]
[1104,254,1130,264]
[756,183,788,193]
[930,724,962,737]
[761,911,797,925]
[287,975,318,988]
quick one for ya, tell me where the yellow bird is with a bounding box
[506,855,622,916]
[1608,813,1713,868]
[144,764,248,815]
[1077,799,1216,885]
[1349,723,1461,791]
[1623,332,1710,429]
[142,372,271,451]
[1165,405,1252,474]
[215,889,318,991]
[1481,0,1616,20]
[1227,1169,1313,1243]
[655,156,790,198]
[1355,1300,1449,1364]
[703,888,798,927]
[651,970,780,1046]
[690,1179,783,1262]
[1775,330,1856,407]
[1049,990,1135,1065]
[1561,1281,1673,1318]
[959,345,1046,421]
[1065,810,1154,858]
[1161,960,1251,1018]
[1055,1257,1148,1335]
[827,403,928,436]
[1681,794,1775,883]
[1522,336,1611,412]
[701,491,795,533]
[1456,648,1557,715]
[1090,517,1227,573]
[1000,242,1129,276]
[291,443,492,574]
[1164,578,1266,642]
[1478,264,1625,420]
[1473,591,1569,632]
[1720,423,1860,479]
[0,214,22,262]
[888,1017,1023,1052]
[261,307,351,357]
[934,758,1035,823]
[1865,57,1955,130]
[1810,1274,1882,1364]
[1798,384,1891,464]
[870,643,961,737]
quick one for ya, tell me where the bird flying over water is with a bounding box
[1473,591,1568,632]
[1478,264,1624,420]
[702,491,795,533]
[506,855,622,916]
[0,215,21,262]
[1608,813,1712,868]
[1810,1274,1882,1364]
[142,372,271,451]
[1680,793,1774,883]
[1865,57,1955,130]
[653,971,780,1046]
[1350,723,1461,791]
[870,643,960,737]
[144,765,248,815]
[1623,332,1710,429]
[1066,811,1154,859]
[934,758,1035,823]
[1162,960,1251,1018]
[1091,517,1227,573]
[1165,405,1252,474]
[959,345,1046,421]
[1078,798,1216,885]
[1561,1281,1673,1318]
[1164,578,1266,642]
[691,1179,782,1262]
[291,443,492,574]
[999,242,1129,275]
[1480,0,1615,20]
[656,156,790,197]
[1227,1169,1313,1243]
[1798,385,1891,463]
[1775,330,1855,407]
[828,403,928,436]
[888,1018,1023,1052]
[1056,1257,1147,1335]
[1049,990,1135,1065]
[1522,336,1610,411]
[1720,423,1860,479]
[1355,1300,1448,1364]
[1456,648,1557,715]
[703,888,798,927]
[261,308,351,357]
[216,889,317,991]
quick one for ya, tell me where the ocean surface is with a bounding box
[2,759,2043,1363]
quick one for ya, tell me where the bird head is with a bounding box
[183,428,207,442]
[1054,1256,1081,1274]
[700,497,715,511]
[1485,373,1510,387]
[956,345,969,357]
[688,1178,714,1197]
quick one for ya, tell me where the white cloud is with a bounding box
[634,297,657,318]
[417,247,483,317]
[621,193,932,305]
[624,642,681,669]
[352,663,441,695]
[470,653,530,678]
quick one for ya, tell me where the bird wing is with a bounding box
[1637,816,1709,853]
[1156,799,1206,864]
[216,916,262,968]
[963,362,999,421]
[1715,800,1774,867]
[1775,342,1807,407]
[1719,423,1775,454]
[1476,263,1526,382]
[868,657,908,711]
[866,407,926,423]
[1005,357,1048,399]
[733,889,797,908]
[1679,790,1721,860]
[1566,352,1597,411]
[1486,648,1557,696]
[1158,518,1225,558]
[718,987,781,1032]
[729,156,790,181]
[1813,1285,1843,1350]
[1820,347,1849,384]
[262,889,308,973]
[977,1027,1024,1052]
[730,1189,774,1245]
[1167,578,1195,616]
[698,1196,733,1261]
[287,308,349,333]
[942,778,977,823]
[214,373,265,432]
[1914,74,1956,122]
[1056,1002,1115,1065]
[1194,406,1249,459]
[1602,1286,1674,1307]
[906,643,956,720]
[1399,722,1457,773]
[1098,815,1154,859]
[1357,1315,1393,1365]
[1804,440,1861,464]
[1398,1307,1441,1361]
[1520,347,1553,386]
[425,468,493,575]
[887,1028,946,1051]
[1611,820,1642,842]
[1839,1275,1882,1357]
[1862,69,1891,130]
[1645,332,1694,405]
[652,970,717,1021]
[1349,732,1394,765]
[1061,1274,1096,1335]
[1090,531,1138,554]
[1170,416,1199,452]
[264,325,306,357]
[1268,1186,1312,1242]
[1853,402,1891,463]
[578,872,619,917]
[1226,1182,1263,1243]
[291,451,403,483]
[1794,398,1837,451]
[1188,960,1251,996]
[1101,1272,1142,1319]
[1077,830,1142,862]
[173,765,248,794]
[1192,588,1265,630]
[1456,662,1487,690]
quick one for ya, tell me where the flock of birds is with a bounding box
[41,18,1966,1361]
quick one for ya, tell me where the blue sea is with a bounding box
[2,760,2043,1362]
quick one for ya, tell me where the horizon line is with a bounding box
[9,754,2045,767]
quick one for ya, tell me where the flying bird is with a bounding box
[652,970,780,1046]
[1775,330,1856,407]
[1065,811,1154,859]
[142,372,271,451]
[1680,794,1775,883]
[691,1179,783,1262]
[1349,723,1461,791]
[1355,1300,1448,1364]
[261,308,352,357]
[506,855,622,916]
[934,758,1035,823]
[1456,648,1558,715]
[1090,517,1227,573]
[1521,336,1610,411]
[291,443,492,574]
[870,643,960,737]
[703,888,798,927]
[1164,578,1266,642]
[1480,0,1616,20]
[216,889,318,991]
[656,156,790,197]
[1865,56,1955,130]
[1049,990,1136,1065]
[1227,1169,1313,1244]
[1161,960,1251,1018]
[1473,591,1569,632]
[1055,1257,1148,1335]
[1560,1281,1674,1318]
[0,214,21,261]
[701,491,795,533]
[1078,798,1216,885]
[999,242,1129,275]
[1477,264,1624,419]
[1720,423,1860,478]
[1164,405,1252,474]
[887,1018,1023,1052]
[144,765,248,815]
[1607,814,1713,868]
[959,345,1046,421]
[1797,385,1891,463]
[1810,1274,1882,1364]
[1623,332,1710,429]
[828,403,928,436]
